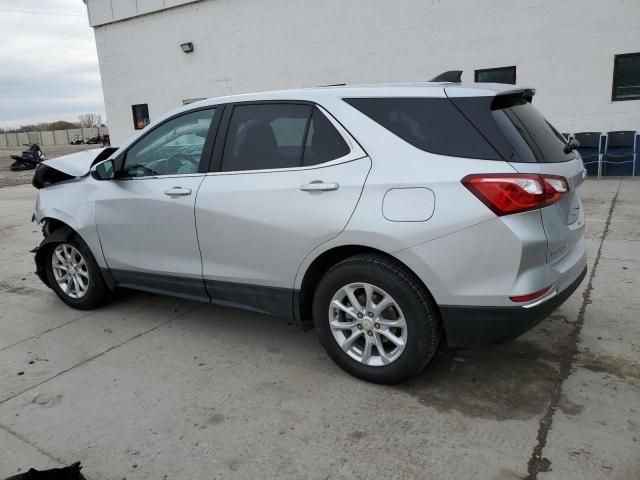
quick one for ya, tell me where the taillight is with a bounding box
[461,174,569,216]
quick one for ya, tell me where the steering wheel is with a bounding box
[165,153,198,174]
[127,163,157,176]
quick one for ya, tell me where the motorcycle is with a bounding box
[9,144,46,171]
[70,135,84,145]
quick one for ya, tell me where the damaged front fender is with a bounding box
[33,225,75,288]
[33,224,116,291]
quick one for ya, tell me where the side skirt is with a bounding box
[205,280,297,323]
[109,269,210,303]
[106,269,304,326]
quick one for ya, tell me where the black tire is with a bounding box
[44,234,110,310]
[313,254,441,384]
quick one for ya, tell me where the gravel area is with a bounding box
[0,144,98,188]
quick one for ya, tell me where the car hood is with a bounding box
[42,148,118,177]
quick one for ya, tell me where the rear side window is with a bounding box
[222,104,311,171]
[451,95,576,163]
[222,104,350,171]
[344,97,500,160]
[303,108,350,166]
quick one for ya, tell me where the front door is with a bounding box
[95,107,219,301]
[195,103,370,315]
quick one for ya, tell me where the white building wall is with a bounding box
[91,0,640,146]
[86,0,199,27]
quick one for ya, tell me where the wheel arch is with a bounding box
[297,244,441,328]
[34,221,76,288]
[34,218,114,290]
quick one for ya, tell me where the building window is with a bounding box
[132,104,150,130]
[475,66,516,85]
[612,53,640,101]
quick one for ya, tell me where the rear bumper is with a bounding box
[440,265,587,347]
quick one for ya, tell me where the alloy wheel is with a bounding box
[51,243,90,299]
[328,282,407,366]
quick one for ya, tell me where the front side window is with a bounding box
[122,108,216,178]
[132,104,150,130]
[221,104,350,172]
[475,66,516,85]
[612,53,640,101]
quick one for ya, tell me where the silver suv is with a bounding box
[32,82,587,384]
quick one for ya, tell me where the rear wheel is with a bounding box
[44,236,109,310]
[313,254,441,384]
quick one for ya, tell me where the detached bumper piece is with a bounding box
[440,266,587,347]
[4,462,86,480]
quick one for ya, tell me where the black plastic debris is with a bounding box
[4,462,86,480]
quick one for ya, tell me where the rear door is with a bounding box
[449,91,586,265]
[195,102,370,315]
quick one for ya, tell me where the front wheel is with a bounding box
[44,235,110,310]
[313,254,441,384]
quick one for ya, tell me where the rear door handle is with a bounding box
[300,181,339,192]
[164,186,192,197]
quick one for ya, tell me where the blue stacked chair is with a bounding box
[602,131,636,176]
[574,132,603,177]
[635,132,640,177]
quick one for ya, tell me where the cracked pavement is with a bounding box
[0,178,638,479]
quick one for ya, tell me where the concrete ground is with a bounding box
[0,145,96,188]
[0,178,638,480]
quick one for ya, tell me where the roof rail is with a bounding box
[429,70,462,83]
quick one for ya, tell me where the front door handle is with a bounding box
[300,181,339,192]
[164,186,192,197]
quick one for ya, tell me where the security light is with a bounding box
[180,42,194,53]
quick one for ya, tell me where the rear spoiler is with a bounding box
[492,88,536,109]
[495,88,536,101]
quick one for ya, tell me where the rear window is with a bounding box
[344,97,500,160]
[451,95,576,163]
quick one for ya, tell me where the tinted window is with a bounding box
[612,53,640,101]
[344,97,500,160]
[122,108,216,177]
[303,108,350,166]
[451,95,575,163]
[475,66,516,85]
[222,104,312,172]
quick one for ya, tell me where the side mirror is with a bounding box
[91,159,115,180]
